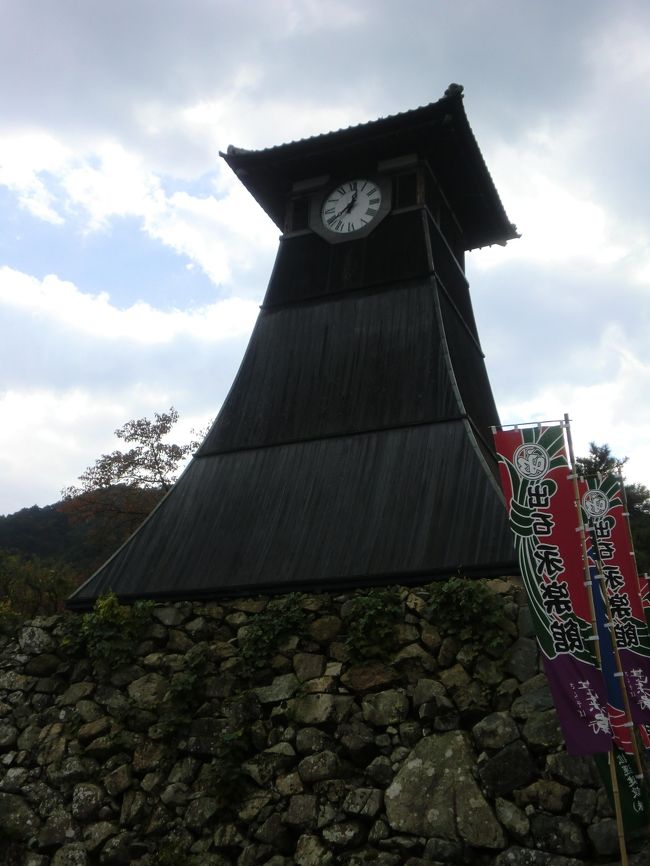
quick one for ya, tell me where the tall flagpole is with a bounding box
[564,414,630,866]
[617,468,650,640]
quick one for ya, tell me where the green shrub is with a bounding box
[345,587,402,661]
[160,644,211,736]
[62,592,153,673]
[0,550,75,618]
[203,726,253,805]
[426,576,507,651]
[0,599,21,633]
[239,592,306,673]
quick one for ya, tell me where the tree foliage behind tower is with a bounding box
[577,441,650,573]
[58,407,206,574]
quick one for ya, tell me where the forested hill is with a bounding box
[0,503,71,559]
[0,486,164,585]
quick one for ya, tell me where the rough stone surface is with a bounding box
[342,787,383,818]
[285,794,318,827]
[126,672,168,709]
[0,791,41,839]
[340,662,398,692]
[19,626,56,655]
[298,750,340,783]
[71,783,103,820]
[494,848,584,865]
[516,779,572,813]
[479,739,538,796]
[472,711,520,751]
[321,819,365,848]
[385,731,505,848]
[293,653,326,683]
[255,673,300,703]
[530,814,586,856]
[294,833,333,865]
[50,845,88,866]
[0,719,18,748]
[506,637,539,682]
[522,708,564,752]
[495,797,530,838]
[361,689,409,726]
[587,818,619,857]
[292,694,353,725]
[0,579,637,866]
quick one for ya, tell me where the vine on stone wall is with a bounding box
[344,586,403,661]
[426,575,508,651]
[61,591,154,675]
[238,592,306,673]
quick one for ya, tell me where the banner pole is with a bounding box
[613,468,650,786]
[608,750,630,866]
[564,415,629,866]
[563,416,604,667]
[617,468,649,630]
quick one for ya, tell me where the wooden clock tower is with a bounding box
[69,84,519,608]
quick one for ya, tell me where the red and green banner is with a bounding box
[587,531,650,827]
[581,475,650,725]
[494,425,612,755]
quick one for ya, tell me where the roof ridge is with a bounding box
[221,84,464,159]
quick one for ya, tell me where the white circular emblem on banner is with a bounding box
[582,489,609,518]
[513,443,550,480]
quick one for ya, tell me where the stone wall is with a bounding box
[0,579,647,866]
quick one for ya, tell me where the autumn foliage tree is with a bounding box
[0,551,76,621]
[60,408,204,572]
[66,407,198,494]
[577,441,650,573]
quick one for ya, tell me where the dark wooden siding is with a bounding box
[69,421,515,606]
[199,279,459,456]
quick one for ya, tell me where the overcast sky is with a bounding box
[1,0,649,515]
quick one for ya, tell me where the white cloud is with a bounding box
[475,128,629,269]
[61,142,161,231]
[586,15,650,88]
[497,338,650,488]
[144,184,278,284]
[0,266,259,344]
[180,92,366,153]
[281,0,365,33]
[0,132,70,223]
[0,132,278,286]
[0,386,206,514]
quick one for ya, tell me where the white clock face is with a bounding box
[320,179,382,235]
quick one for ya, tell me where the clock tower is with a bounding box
[69,84,519,608]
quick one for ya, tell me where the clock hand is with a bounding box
[327,190,359,225]
[333,194,356,220]
[344,191,358,213]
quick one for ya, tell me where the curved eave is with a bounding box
[221,86,517,250]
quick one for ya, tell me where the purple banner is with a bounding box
[494,426,612,755]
